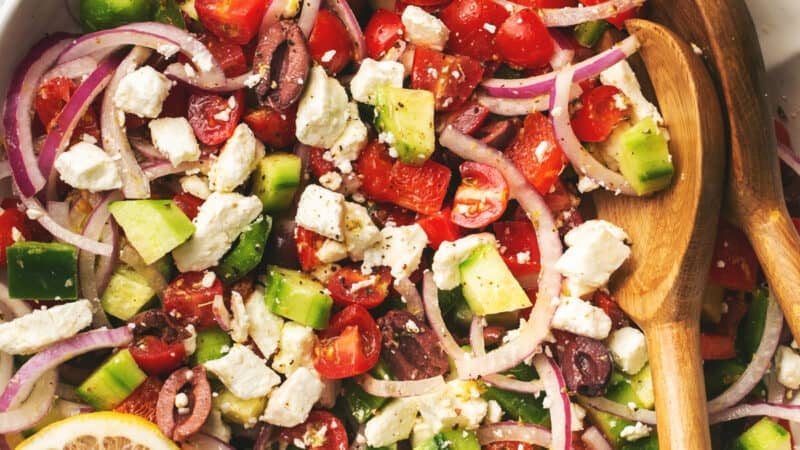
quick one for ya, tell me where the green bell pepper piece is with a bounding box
[7,242,79,300]
[217,215,272,284]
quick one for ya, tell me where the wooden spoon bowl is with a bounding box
[592,19,725,449]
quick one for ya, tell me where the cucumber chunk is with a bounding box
[7,242,78,300]
[109,200,195,265]
[458,243,531,316]
[251,154,302,212]
[76,349,147,410]
[414,430,480,450]
[264,265,333,329]
[618,117,674,196]
[192,327,233,365]
[213,388,267,426]
[374,86,435,166]
[732,418,790,450]
[101,265,156,320]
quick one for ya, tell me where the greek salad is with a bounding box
[0,0,798,449]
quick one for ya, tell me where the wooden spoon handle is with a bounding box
[644,320,711,450]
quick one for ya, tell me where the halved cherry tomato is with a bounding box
[279,411,349,450]
[707,219,760,292]
[451,161,509,228]
[411,46,484,111]
[505,112,567,195]
[592,290,629,330]
[244,104,297,149]
[580,0,640,29]
[34,76,100,142]
[129,335,186,376]
[159,83,189,119]
[0,207,32,267]
[484,443,536,450]
[295,226,327,271]
[201,34,248,77]
[364,9,404,59]
[700,334,736,360]
[327,266,392,309]
[113,376,163,423]
[493,221,540,276]
[309,146,337,178]
[195,0,267,44]
[172,192,204,220]
[162,271,223,330]
[309,10,354,74]
[439,102,490,135]
[440,0,509,62]
[187,90,245,146]
[314,304,382,379]
[416,207,461,249]
[355,140,397,203]
[389,159,452,215]
[571,85,629,143]
[495,9,554,70]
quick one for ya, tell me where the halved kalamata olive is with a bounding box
[476,118,522,151]
[253,21,311,111]
[156,366,212,441]
[552,331,612,397]
[130,309,191,344]
[377,310,450,380]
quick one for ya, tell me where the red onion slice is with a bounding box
[581,426,613,450]
[101,47,152,199]
[0,326,132,412]
[298,0,323,37]
[539,0,644,27]
[260,0,291,35]
[532,354,572,450]
[46,201,71,229]
[481,35,639,99]
[709,402,800,425]
[95,221,120,297]
[164,64,252,92]
[476,84,581,116]
[707,294,783,413]
[549,30,575,71]
[394,277,424,319]
[142,159,210,181]
[79,191,123,300]
[3,34,72,197]
[477,422,552,447]
[439,126,562,379]
[550,66,636,195]
[580,396,657,425]
[0,370,57,434]
[21,196,114,256]
[42,55,99,83]
[38,53,123,180]
[212,293,232,332]
[326,0,366,62]
[422,272,470,361]
[358,374,445,398]
[129,135,167,161]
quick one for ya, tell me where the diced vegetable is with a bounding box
[217,215,272,284]
[76,349,148,410]
[109,200,195,265]
[732,418,790,450]
[192,327,233,365]
[251,154,303,212]
[459,243,531,315]
[374,87,436,166]
[101,265,156,320]
[618,117,674,196]
[264,265,333,329]
[79,0,154,32]
[7,242,79,300]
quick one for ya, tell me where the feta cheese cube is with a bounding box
[485,400,503,424]
[0,300,92,354]
[414,380,487,440]
[203,344,281,399]
[54,142,122,192]
[180,175,211,199]
[209,123,265,193]
[343,202,381,260]
[620,422,652,441]
[365,398,419,447]
[316,239,349,263]
[271,321,317,375]
[431,233,496,290]
[600,60,664,125]
[775,346,800,389]
[350,58,405,104]
[551,296,613,340]
[262,367,324,427]
[329,103,368,172]
[295,184,346,241]
[401,6,450,51]
[295,65,350,148]
[245,287,284,359]
[148,117,201,167]
[607,326,648,375]
[555,220,631,297]
[173,193,262,272]
[113,66,173,118]
[362,224,428,279]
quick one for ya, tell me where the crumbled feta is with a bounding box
[113,66,173,118]
[365,398,420,447]
[362,224,428,279]
[295,184,346,241]
[53,142,122,192]
[600,60,664,125]
[0,300,92,355]
[262,367,324,427]
[329,103,368,171]
[316,239,349,264]
[485,400,503,424]
[295,65,350,148]
[551,296,613,340]
[209,123,265,193]
[431,233,496,290]
[413,380,487,442]
[318,171,343,191]
[620,422,652,441]
[271,321,317,375]
[149,117,202,167]
[203,344,281,399]
[180,175,211,200]
[607,326,648,375]
[350,58,405,104]
[229,291,250,343]
[245,287,284,359]
[173,193,262,272]
[320,50,337,63]
[776,346,800,389]
[571,403,587,431]
[555,220,631,297]
[343,202,381,260]
[401,6,450,51]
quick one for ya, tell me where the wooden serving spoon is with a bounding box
[592,19,724,450]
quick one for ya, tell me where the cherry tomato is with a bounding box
[195,0,267,44]
[451,161,509,228]
[495,9,554,69]
[707,219,760,291]
[243,105,297,149]
[187,90,245,146]
[364,9,404,59]
[113,376,163,423]
[34,76,100,142]
[580,0,640,29]
[700,334,736,360]
[493,221,540,276]
[129,335,186,376]
[295,226,327,271]
[314,304,381,379]
[0,208,32,267]
[202,34,248,77]
[440,0,509,62]
[505,112,567,194]
[416,207,461,249]
[327,266,392,309]
[172,192,204,220]
[439,102,490,135]
[308,146,337,178]
[279,411,349,450]
[389,159,452,215]
[411,47,484,111]
[484,443,536,450]
[309,10,354,74]
[354,141,397,203]
[162,271,224,330]
[571,85,629,143]
[159,82,189,119]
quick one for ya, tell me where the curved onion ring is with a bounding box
[21,196,113,256]
[476,83,582,116]
[298,0,323,37]
[357,374,445,398]
[476,422,551,447]
[492,0,643,27]
[163,65,252,93]
[42,55,99,83]
[0,370,57,433]
[533,354,572,450]
[580,396,657,425]
[260,0,291,35]
[709,402,800,425]
[142,160,210,181]
[326,0,366,62]
[78,191,123,300]
[394,277,425,319]
[581,426,613,450]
